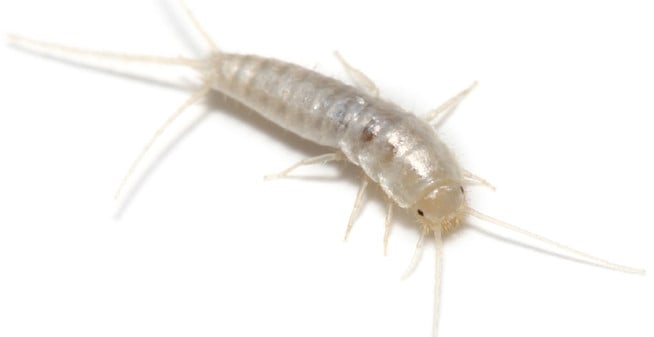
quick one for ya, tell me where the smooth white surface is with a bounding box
[0,1,652,337]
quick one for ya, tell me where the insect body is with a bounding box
[214,53,465,230]
[7,3,644,337]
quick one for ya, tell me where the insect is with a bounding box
[6,2,646,337]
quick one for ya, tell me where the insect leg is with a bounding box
[422,81,477,125]
[383,201,394,255]
[263,152,344,180]
[401,229,427,279]
[344,175,370,240]
[462,169,496,191]
[333,51,380,97]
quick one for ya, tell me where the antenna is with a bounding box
[465,207,645,275]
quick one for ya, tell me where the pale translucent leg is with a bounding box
[463,169,496,191]
[333,51,380,97]
[115,80,213,200]
[401,230,427,280]
[383,202,394,256]
[263,153,344,180]
[344,176,370,240]
[423,81,478,123]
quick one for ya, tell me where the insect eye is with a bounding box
[417,209,424,216]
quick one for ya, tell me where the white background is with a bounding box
[0,1,652,337]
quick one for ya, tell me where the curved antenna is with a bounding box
[431,227,444,337]
[465,207,645,275]
[400,227,444,337]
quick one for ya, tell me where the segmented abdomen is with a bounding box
[211,53,461,208]
[213,53,375,147]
